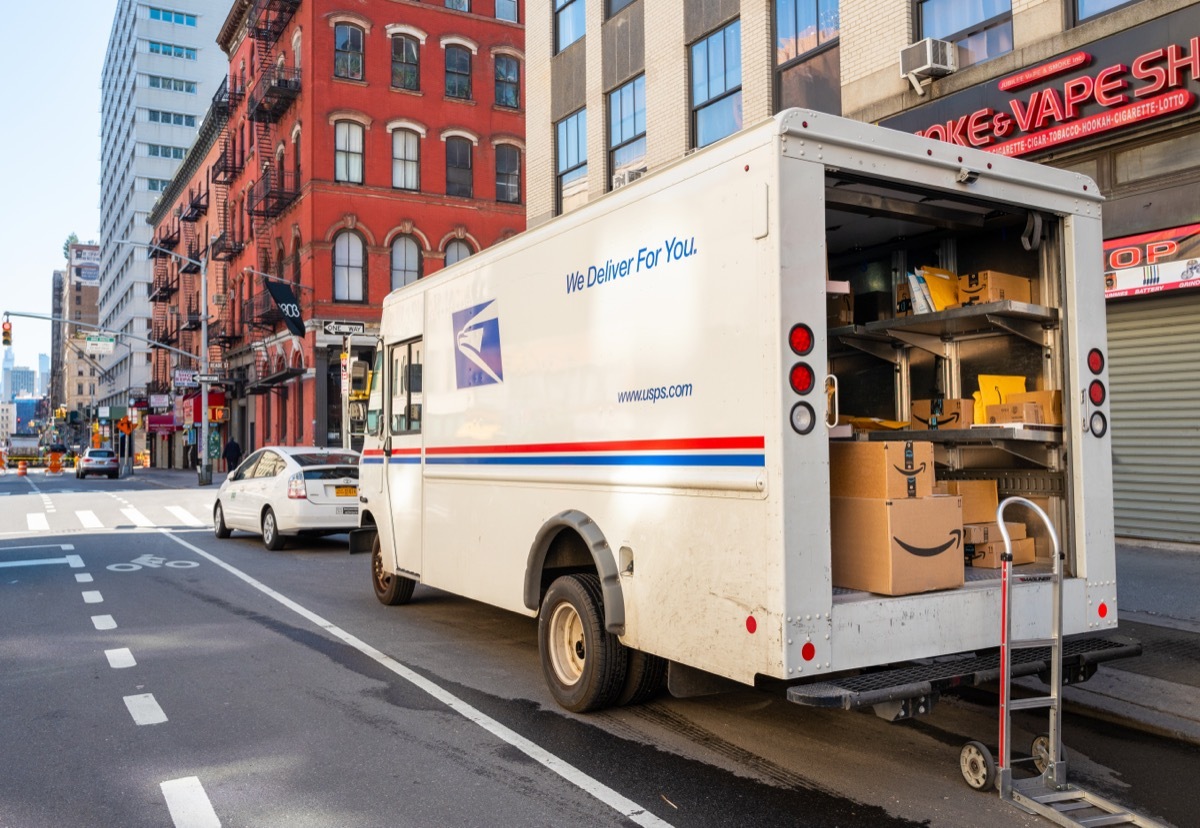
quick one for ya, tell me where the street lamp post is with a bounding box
[118,238,214,485]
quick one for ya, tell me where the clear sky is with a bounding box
[0,1,118,372]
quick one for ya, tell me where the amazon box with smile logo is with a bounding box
[829,440,934,499]
[831,496,965,595]
[911,399,975,430]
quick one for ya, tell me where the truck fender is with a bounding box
[524,509,625,636]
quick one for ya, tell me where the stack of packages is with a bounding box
[937,479,1035,568]
[829,441,964,595]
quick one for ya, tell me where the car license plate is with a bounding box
[336,486,357,497]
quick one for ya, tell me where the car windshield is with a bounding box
[88,450,115,459]
[302,467,359,480]
[291,452,359,467]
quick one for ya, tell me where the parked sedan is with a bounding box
[76,448,119,479]
[213,447,360,550]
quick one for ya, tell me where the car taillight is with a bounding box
[287,472,307,499]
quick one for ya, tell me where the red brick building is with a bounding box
[149,0,524,465]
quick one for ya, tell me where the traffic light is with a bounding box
[1,321,10,346]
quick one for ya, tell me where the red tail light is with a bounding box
[788,324,814,356]
[1087,349,1105,374]
[789,363,815,395]
[287,472,307,499]
[1088,380,1106,405]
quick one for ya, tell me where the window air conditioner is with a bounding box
[900,38,957,95]
[611,167,648,190]
[213,293,227,306]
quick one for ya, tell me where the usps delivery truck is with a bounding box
[353,110,1136,718]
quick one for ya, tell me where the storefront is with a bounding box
[880,6,1200,543]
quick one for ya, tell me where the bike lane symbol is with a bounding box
[107,554,200,572]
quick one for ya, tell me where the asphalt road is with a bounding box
[1,470,1192,827]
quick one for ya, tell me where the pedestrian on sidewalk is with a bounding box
[222,436,242,472]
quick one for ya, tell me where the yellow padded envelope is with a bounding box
[973,375,1027,424]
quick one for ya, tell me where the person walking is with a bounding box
[222,436,243,473]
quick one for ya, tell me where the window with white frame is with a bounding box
[917,0,1012,68]
[556,108,587,214]
[335,121,364,183]
[555,0,585,53]
[446,45,472,99]
[446,136,473,197]
[335,24,365,80]
[392,129,420,190]
[691,20,742,149]
[333,231,365,301]
[495,55,519,108]
[391,236,422,289]
[391,35,419,90]
[496,144,520,203]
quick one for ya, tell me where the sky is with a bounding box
[0,1,118,373]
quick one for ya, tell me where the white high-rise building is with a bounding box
[97,0,228,412]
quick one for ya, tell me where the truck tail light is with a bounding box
[788,324,814,356]
[790,402,816,434]
[1090,411,1108,438]
[1088,380,1106,405]
[789,363,815,395]
[1087,348,1105,374]
[287,472,307,499]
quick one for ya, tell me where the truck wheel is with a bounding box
[960,741,996,791]
[539,574,628,713]
[262,508,286,551]
[617,650,668,706]
[372,535,415,606]
[213,502,231,539]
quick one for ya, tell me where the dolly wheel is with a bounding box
[1031,734,1068,775]
[960,741,997,791]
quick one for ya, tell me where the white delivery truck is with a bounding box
[353,109,1136,718]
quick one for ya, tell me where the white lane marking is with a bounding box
[0,544,75,552]
[166,506,205,528]
[105,648,137,669]
[0,557,77,569]
[161,530,672,828]
[124,693,168,725]
[76,573,94,583]
[76,510,104,529]
[121,507,155,528]
[92,614,117,630]
[161,776,221,828]
[82,590,104,604]
[66,554,83,567]
[26,514,49,532]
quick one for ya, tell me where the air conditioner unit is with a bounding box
[900,38,957,80]
[213,293,227,306]
[611,167,648,190]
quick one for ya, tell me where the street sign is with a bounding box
[85,334,116,355]
[174,369,198,388]
[196,374,220,383]
[324,320,366,336]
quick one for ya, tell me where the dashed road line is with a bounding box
[105,648,137,669]
[76,573,94,583]
[160,776,221,828]
[123,693,168,726]
[92,614,117,630]
[82,590,104,604]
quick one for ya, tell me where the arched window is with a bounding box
[445,44,471,99]
[392,129,419,190]
[335,24,364,79]
[445,239,472,266]
[333,230,365,301]
[391,235,422,289]
[391,35,419,90]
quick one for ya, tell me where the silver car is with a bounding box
[213,447,360,550]
[76,448,119,479]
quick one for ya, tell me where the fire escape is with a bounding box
[243,0,302,393]
[209,76,245,356]
[147,238,180,396]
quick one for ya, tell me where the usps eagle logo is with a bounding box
[453,300,504,389]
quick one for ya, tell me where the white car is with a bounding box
[213,447,361,550]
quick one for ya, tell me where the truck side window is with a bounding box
[390,338,422,434]
[365,350,384,435]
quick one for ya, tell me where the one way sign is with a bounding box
[323,321,366,336]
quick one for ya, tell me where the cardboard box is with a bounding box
[911,398,974,430]
[827,293,854,326]
[895,282,913,317]
[986,402,1045,425]
[965,537,1036,568]
[962,522,1027,545]
[943,480,999,524]
[1007,391,1063,425]
[831,496,965,595]
[959,270,1033,306]
[830,440,935,499]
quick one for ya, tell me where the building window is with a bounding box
[608,0,637,15]
[608,75,646,187]
[148,41,197,60]
[775,0,839,64]
[445,240,473,266]
[446,45,472,99]
[556,108,588,214]
[148,75,197,93]
[149,7,197,25]
[335,121,364,184]
[333,231,365,302]
[555,0,585,53]
[496,144,521,203]
[391,35,420,90]
[392,129,420,190]
[1075,0,1136,22]
[496,0,518,22]
[691,20,743,149]
[495,55,520,108]
[446,136,473,197]
[917,0,1012,68]
[445,0,469,10]
[148,109,196,127]
[335,24,365,80]
[391,236,422,289]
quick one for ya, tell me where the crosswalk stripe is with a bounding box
[76,510,104,529]
[27,513,49,532]
[120,507,154,528]
[165,505,205,528]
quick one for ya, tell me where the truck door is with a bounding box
[385,338,424,579]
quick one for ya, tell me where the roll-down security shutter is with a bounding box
[1107,292,1200,543]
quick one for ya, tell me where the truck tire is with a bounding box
[617,650,667,706]
[539,574,628,713]
[372,535,416,606]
